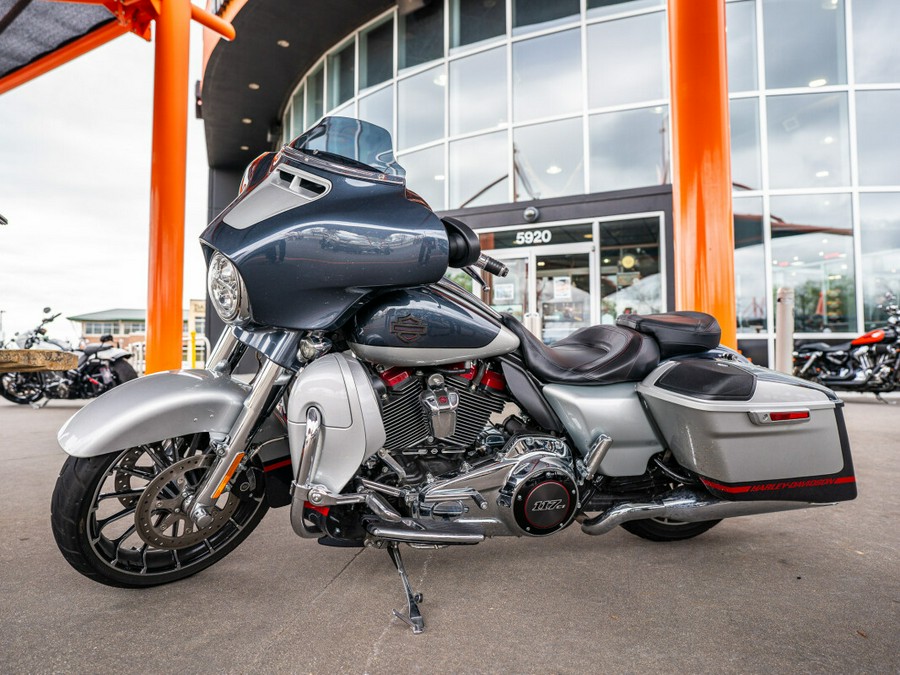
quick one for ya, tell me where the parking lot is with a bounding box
[1,394,897,674]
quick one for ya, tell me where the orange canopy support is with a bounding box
[0,0,234,373]
[667,0,737,349]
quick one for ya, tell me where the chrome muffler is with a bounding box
[581,488,830,536]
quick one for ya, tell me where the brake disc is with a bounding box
[135,454,239,550]
[113,449,146,508]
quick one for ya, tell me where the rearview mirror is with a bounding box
[0,214,7,226]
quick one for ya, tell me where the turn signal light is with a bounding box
[768,411,810,422]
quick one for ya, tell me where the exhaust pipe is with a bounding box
[581,488,831,536]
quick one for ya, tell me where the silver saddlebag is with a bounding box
[637,359,856,503]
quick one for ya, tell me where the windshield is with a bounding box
[288,117,405,179]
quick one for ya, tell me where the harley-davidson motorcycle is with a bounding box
[1,308,137,405]
[51,118,856,633]
[793,295,900,402]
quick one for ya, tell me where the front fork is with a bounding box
[187,329,286,527]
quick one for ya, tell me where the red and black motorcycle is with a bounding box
[794,294,900,402]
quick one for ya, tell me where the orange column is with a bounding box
[145,0,191,372]
[667,0,737,348]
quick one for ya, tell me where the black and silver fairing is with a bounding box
[200,117,450,331]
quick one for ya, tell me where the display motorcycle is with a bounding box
[51,118,857,633]
[793,295,900,403]
[1,308,137,405]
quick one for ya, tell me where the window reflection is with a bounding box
[328,41,355,110]
[587,12,667,109]
[305,66,324,127]
[399,2,444,70]
[587,0,663,19]
[599,217,662,320]
[290,86,304,137]
[398,145,446,210]
[513,0,579,33]
[512,29,582,122]
[450,47,507,136]
[398,65,446,150]
[856,91,900,186]
[859,193,900,330]
[770,194,856,333]
[589,106,669,192]
[451,0,506,49]
[730,97,761,191]
[762,0,846,90]
[726,0,757,93]
[733,196,767,333]
[450,131,508,208]
[358,85,393,136]
[766,92,849,189]
[360,17,393,90]
[852,0,900,83]
[514,118,584,200]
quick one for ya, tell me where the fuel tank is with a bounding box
[349,280,520,366]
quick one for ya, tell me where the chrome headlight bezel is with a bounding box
[207,252,250,324]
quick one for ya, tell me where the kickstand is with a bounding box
[875,393,896,405]
[29,398,48,410]
[386,543,425,634]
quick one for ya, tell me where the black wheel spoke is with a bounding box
[116,465,156,481]
[97,488,145,502]
[143,444,172,472]
[95,505,136,532]
[113,524,137,547]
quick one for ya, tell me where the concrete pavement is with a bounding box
[0,394,897,674]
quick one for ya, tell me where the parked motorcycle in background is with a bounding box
[0,308,137,405]
[50,118,856,633]
[793,293,900,402]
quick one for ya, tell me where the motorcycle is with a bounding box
[51,117,856,633]
[793,294,900,403]
[1,307,137,405]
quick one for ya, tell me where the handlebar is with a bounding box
[474,253,509,278]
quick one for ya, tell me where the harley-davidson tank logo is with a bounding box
[390,314,427,343]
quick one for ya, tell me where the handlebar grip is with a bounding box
[475,254,509,278]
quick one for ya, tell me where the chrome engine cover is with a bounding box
[416,435,578,537]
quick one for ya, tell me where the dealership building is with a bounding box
[200,0,900,366]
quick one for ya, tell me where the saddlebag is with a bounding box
[637,359,856,503]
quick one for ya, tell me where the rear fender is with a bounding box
[58,369,252,458]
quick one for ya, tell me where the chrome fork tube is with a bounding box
[206,327,245,375]
[190,357,285,527]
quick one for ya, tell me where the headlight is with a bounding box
[207,252,249,323]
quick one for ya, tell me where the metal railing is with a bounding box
[127,332,211,375]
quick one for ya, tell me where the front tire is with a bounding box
[621,517,721,542]
[0,372,44,404]
[51,435,268,588]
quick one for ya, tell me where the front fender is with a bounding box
[58,370,250,457]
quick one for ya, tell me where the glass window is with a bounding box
[860,193,900,329]
[853,0,900,84]
[513,0,579,33]
[589,105,669,192]
[762,0,846,90]
[360,17,393,91]
[398,65,446,150]
[599,217,662,319]
[399,2,444,70]
[726,0,758,93]
[451,0,506,50]
[290,86,304,137]
[398,145,446,210]
[512,29,582,122]
[730,97,761,191]
[328,41,355,110]
[856,91,900,187]
[194,317,205,335]
[513,118,584,200]
[587,0,663,19]
[358,85,394,137]
[450,131,509,208]
[733,196,767,334]
[305,66,324,126]
[770,194,856,333]
[766,92,849,189]
[587,12,667,109]
[450,47,507,136]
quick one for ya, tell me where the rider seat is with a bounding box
[615,311,721,359]
[501,314,660,385]
[83,343,110,356]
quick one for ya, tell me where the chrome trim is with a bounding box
[368,524,484,545]
[583,433,612,480]
[581,487,830,536]
[206,327,240,374]
[748,410,811,426]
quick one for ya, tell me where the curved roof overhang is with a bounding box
[201,0,394,171]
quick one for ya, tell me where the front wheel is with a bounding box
[620,517,721,542]
[51,434,268,587]
[0,372,44,404]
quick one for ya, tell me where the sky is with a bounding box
[0,23,210,344]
